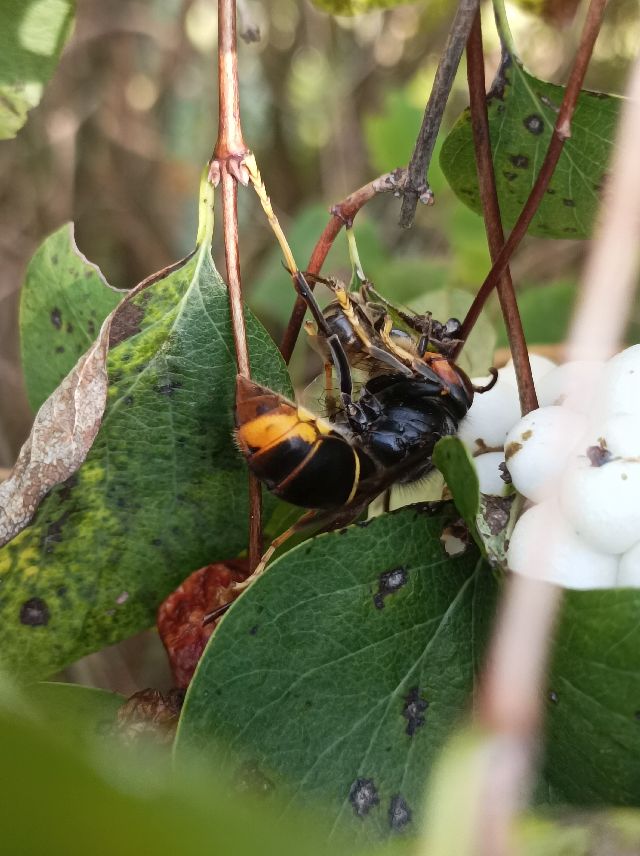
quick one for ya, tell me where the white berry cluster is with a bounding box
[457,346,640,590]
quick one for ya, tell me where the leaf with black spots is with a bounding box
[20,223,123,411]
[0,179,292,680]
[174,506,498,845]
[440,55,621,239]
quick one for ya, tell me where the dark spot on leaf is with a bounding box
[58,473,78,502]
[124,396,134,406]
[51,254,59,265]
[496,104,505,114]
[151,538,162,547]
[402,687,429,736]
[233,760,275,796]
[480,495,513,536]
[503,171,518,182]
[66,322,74,334]
[563,198,576,208]
[20,597,50,627]
[373,566,408,609]
[523,114,544,135]
[509,154,529,169]
[57,586,68,597]
[549,690,559,704]
[563,227,578,234]
[156,380,183,396]
[87,319,96,336]
[634,710,640,721]
[249,625,258,636]
[388,795,412,831]
[349,778,379,818]
[109,302,145,347]
[55,346,65,354]
[505,441,522,461]
[546,188,556,195]
[116,497,127,508]
[42,509,72,553]
[587,444,611,467]
[50,307,62,329]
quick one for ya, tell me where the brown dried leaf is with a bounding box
[158,560,249,688]
[0,256,191,548]
[0,315,112,546]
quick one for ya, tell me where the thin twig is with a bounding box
[279,169,407,364]
[465,13,537,414]
[456,0,609,346]
[214,0,262,571]
[399,0,481,229]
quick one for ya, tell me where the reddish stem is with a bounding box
[279,169,406,363]
[215,0,261,570]
[465,13,537,414]
[456,0,609,347]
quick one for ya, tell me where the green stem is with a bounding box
[492,0,518,57]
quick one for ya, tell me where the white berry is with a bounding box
[504,406,586,502]
[499,354,556,389]
[537,360,605,414]
[507,502,617,589]
[561,458,640,554]
[458,377,521,453]
[474,451,509,496]
[618,541,640,587]
[598,344,640,417]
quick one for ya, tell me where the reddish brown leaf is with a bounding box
[158,560,249,688]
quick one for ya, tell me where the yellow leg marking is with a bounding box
[245,153,298,275]
[345,448,361,505]
[232,510,319,593]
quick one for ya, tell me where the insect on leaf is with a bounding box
[440,54,621,239]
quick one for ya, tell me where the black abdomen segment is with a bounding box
[248,432,361,510]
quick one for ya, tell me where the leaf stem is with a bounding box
[456,0,609,349]
[279,169,407,363]
[399,0,481,229]
[492,0,518,57]
[465,12,537,414]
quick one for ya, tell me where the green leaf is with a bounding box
[23,681,123,740]
[433,437,517,567]
[0,199,292,681]
[20,223,122,412]
[0,0,75,139]
[440,56,621,239]
[433,437,480,534]
[541,589,640,806]
[0,685,367,856]
[175,506,498,845]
